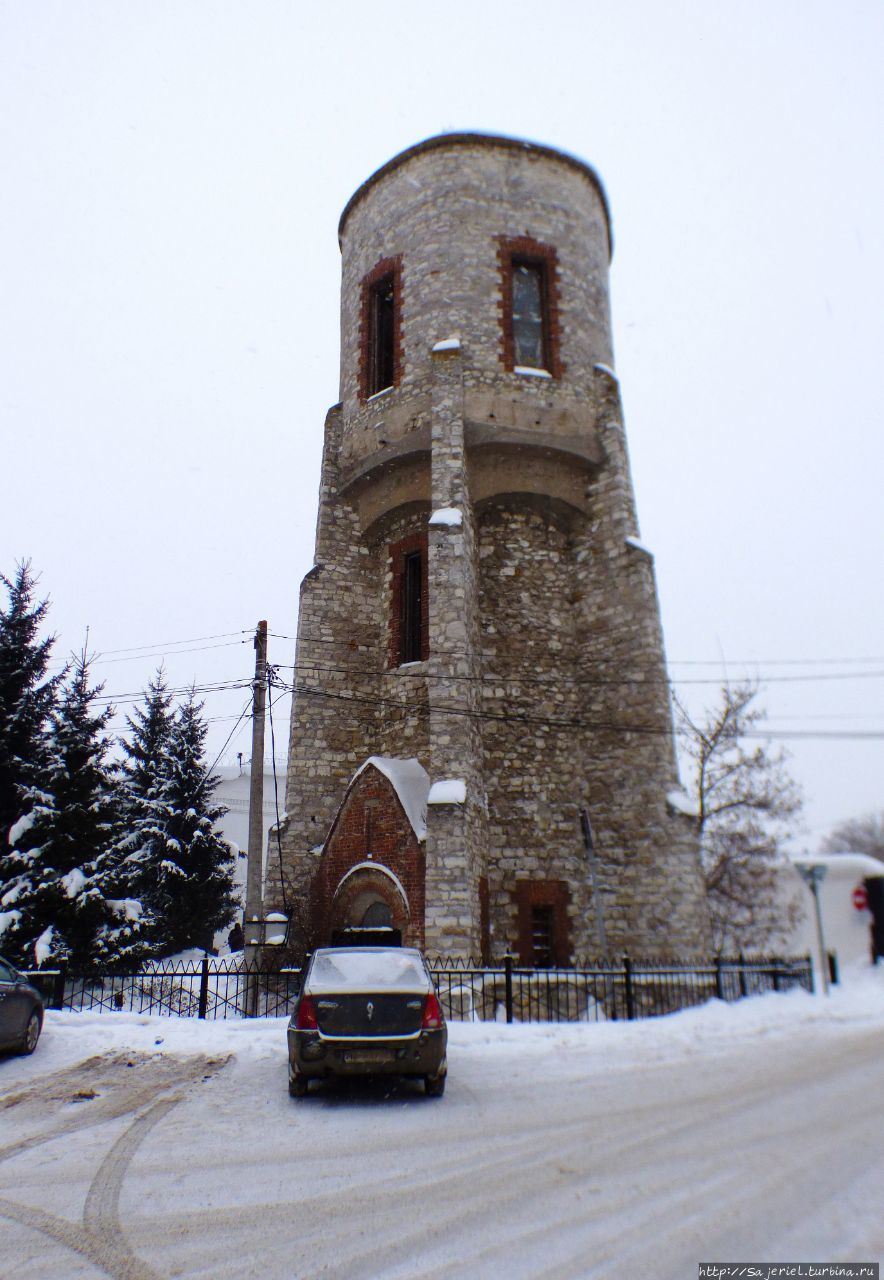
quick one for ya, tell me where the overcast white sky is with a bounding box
[1,1,882,847]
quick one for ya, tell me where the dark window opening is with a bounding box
[530,904,556,968]
[511,259,547,369]
[362,900,393,928]
[368,273,396,396]
[401,550,424,664]
[514,879,570,968]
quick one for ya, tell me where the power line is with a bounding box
[275,653,884,690]
[274,630,884,687]
[274,674,884,742]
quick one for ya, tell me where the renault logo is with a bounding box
[366,1001,374,1022]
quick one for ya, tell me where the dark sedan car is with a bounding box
[0,955,44,1055]
[287,946,447,1097]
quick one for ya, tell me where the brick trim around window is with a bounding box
[359,255,404,402]
[388,531,429,667]
[496,235,563,379]
[513,878,571,967]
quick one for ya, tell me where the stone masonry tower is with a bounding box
[267,133,710,961]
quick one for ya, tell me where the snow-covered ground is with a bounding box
[2,972,883,1279]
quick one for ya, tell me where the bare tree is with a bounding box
[674,681,802,952]
[820,811,884,862]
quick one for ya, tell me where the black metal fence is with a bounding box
[24,952,813,1024]
[428,954,813,1023]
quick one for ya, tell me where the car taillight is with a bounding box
[421,992,443,1030]
[296,995,318,1030]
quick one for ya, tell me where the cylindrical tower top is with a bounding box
[338,132,613,253]
[336,132,616,478]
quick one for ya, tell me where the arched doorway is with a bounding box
[330,862,411,942]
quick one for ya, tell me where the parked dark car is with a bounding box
[287,946,447,1097]
[0,955,44,1055]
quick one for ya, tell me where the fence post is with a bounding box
[828,951,839,987]
[504,953,514,1024]
[738,952,747,999]
[715,954,725,1001]
[52,961,67,1011]
[772,957,781,993]
[623,955,635,1021]
[198,953,210,1020]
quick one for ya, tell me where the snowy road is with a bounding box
[1,977,883,1280]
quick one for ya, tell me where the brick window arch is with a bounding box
[497,236,563,379]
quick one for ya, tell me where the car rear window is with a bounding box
[308,949,429,995]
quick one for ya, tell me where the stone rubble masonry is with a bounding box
[267,133,711,961]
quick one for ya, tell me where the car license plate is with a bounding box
[343,1049,395,1065]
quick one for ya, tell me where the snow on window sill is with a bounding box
[366,386,393,403]
[514,365,552,379]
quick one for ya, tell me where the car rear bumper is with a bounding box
[288,1026,447,1080]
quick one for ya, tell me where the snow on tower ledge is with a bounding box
[429,507,463,527]
[427,779,467,805]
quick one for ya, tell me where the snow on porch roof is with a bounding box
[355,756,430,842]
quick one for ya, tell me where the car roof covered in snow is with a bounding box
[306,947,431,995]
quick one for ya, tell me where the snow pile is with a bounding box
[106,898,143,921]
[34,925,55,966]
[428,506,463,527]
[7,812,35,846]
[60,868,87,898]
[427,778,466,805]
[0,909,21,938]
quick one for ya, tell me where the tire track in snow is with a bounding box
[0,1052,230,1279]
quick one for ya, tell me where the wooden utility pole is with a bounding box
[244,620,267,964]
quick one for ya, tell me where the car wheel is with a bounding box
[425,1072,446,1097]
[20,1011,41,1056]
[288,1068,309,1098]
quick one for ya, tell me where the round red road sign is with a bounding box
[852,884,869,911]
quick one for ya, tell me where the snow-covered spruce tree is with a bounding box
[0,651,137,969]
[145,691,237,955]
[674,682,802,953]
[0,562,64,852]
[105,668,175,952]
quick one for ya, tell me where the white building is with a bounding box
[214,762,286,912]
[781,853,884,983]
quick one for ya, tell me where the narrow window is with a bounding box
[401,550,423,664]
[389,532,428,667]
[511,259,547,370]
[369,273,396,395]
[360,256,402,401]
[498,236,562,378]
[530,904,556,968]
